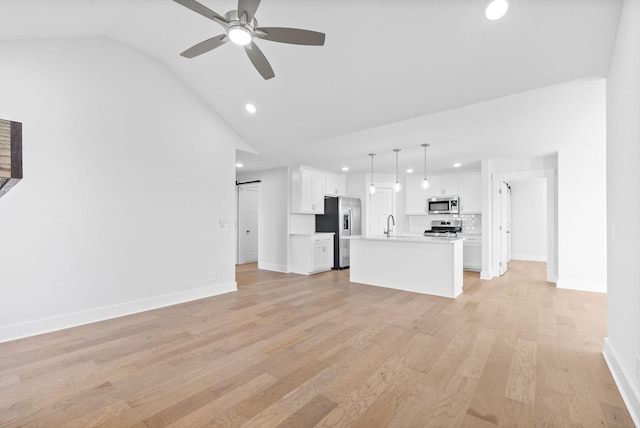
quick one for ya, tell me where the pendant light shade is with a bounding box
[393,149,402,192]
[368,153,376,195]
[421,143,430,190]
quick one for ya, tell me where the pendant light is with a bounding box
[421,143,431,190]
[368,153,376,194]
[393,149,402,192]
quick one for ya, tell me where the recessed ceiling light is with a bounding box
[485,0,508,20]
[235,163,244,168]
[341,167,349,172]
[453,163,462,168]
[406,168,414,173]
[245,103,257,114]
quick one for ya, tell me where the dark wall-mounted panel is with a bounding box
[0,119,23,198]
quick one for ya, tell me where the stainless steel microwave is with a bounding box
[427,196,459,214]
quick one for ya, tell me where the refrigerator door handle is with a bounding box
[348,208,352,236]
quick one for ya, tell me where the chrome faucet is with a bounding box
[384,215,395,238]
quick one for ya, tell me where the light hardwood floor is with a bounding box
[0,261,633,427]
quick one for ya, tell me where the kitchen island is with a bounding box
[349,235,464,298]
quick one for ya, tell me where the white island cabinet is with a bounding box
[350,236,464,298]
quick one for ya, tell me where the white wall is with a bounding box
[237,168,289,272]
[0,38,242,342]
[603,0,640,424]
[510,179,547,261]
[557,148,607,292]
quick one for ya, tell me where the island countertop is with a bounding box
[349,234,464,244]
[350,235,464,298]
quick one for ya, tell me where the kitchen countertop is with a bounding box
[289,232,335,236]
[350,235,463,244]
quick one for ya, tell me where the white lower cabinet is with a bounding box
[462,237,482,271]
[290,234,334,275]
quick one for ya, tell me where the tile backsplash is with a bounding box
[407,214,481,234]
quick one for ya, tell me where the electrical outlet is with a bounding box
[211,271,217,281]
[636,355,640,381]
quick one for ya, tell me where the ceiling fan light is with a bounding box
[485,0,509,20]
[228,26,253,45]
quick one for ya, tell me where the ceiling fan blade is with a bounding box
[237,0,261,22]
[243,42,275,80]
[180,34,228,58]
[256,27,325,46]
[172,0,227,24]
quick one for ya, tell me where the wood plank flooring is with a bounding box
[0,261,633,427]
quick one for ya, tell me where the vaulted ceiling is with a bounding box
[0,0,622,173]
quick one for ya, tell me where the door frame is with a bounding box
[236,182,260,265]
[490,169,556,282]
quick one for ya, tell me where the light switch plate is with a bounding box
[218,220,230,232]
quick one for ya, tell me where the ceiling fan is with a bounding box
[172,0,326,80]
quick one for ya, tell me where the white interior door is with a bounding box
[499,181,509,275]
[507,184,512,262]
[238,185,259,264]
[369,187,394,236]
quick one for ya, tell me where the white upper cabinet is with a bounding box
[405,175,428,214]
[428,174,459,197]
[405,171,481,215]
[459,172,481,213]
[324,173,347,197]
[291,167,325,214]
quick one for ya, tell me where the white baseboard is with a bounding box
[603,338,640,427]
[511,254,547,262]
[480,269,493,280]
[258,262,288,273]
[0,281,237,343]
[556,277,607,293]
[547,274,558,284]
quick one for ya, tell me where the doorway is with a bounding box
[490,170,555,282]
[237,183,259,264]
[369,187,395,236]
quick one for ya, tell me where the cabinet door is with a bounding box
[294,168,325,214]
[460,172,481,213]
[311,172,325,213]
[300,169,314,212]
[311,238,323,271]
[463,241,482,271]
[325,174,346,197]
[321,238,333,269]
[443,175,459,196]
[426,175,443,197]
[405,175,428,214]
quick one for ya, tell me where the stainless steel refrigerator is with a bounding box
[315,196,361,269]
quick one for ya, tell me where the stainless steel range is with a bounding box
[424,220,462,237]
